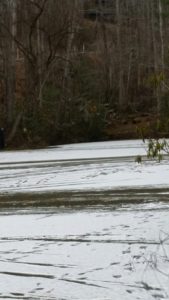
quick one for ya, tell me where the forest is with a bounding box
[1,0,169,147]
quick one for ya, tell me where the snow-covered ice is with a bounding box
[0,204,169,299]
[0,139,169,197]
[0,140,146,164]
[0,140,169,299]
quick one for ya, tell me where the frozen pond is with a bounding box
[0,204,169,300]
[0,140,169,299]
[0,140,169,204]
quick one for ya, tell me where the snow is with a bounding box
[0,140,146,164]
[0,139,169,196]
[0,140,169,299]
[0,204,169,299]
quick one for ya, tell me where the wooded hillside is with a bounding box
[1,0,169,147]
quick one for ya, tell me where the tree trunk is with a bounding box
[116,0,124,110]
[5,0,17,125]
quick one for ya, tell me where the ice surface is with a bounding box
[0,140,169,299]
[0,204,169,299]
[0,140,146,164]
[0,140,169,196]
